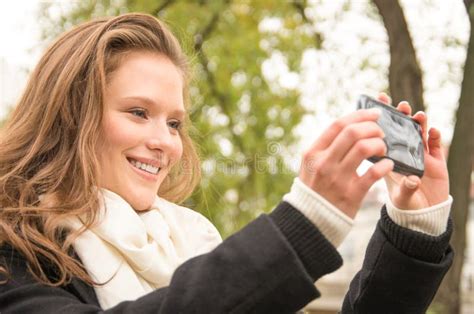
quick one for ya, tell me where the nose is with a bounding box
[145,119,175,153]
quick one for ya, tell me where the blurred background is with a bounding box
[1,1,473,313]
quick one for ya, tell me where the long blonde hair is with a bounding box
[0,13,201,286]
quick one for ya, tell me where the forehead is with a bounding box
[106,51,185,111]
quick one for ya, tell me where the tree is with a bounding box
[372,0,473,312]
[372,0,424,113]
[434,1,474,312]
[39,0,321,237]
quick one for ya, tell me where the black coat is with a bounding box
[0,202,453,313]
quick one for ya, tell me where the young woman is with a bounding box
[0,13,453,313]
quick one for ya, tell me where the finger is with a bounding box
[383,170,402,193]
[357,158,394,195]
[326,121,384,162]
[412,111,428,151]
[427,127,445,160]
[309,108,381,152]
[340,137,386,172]
[391,175,421,209]
[377,92,392,105]
[412,111,428,145]
[396,101,412,116]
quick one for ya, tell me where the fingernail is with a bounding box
[405,179,417,189]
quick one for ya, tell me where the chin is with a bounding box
[126,189,157,211]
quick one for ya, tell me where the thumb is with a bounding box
[392,175,421,208]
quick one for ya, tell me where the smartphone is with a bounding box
[357,95,424,177]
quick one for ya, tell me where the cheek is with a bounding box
[101,116,138,150]
[170,136,184,166]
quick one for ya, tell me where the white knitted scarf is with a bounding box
[65,190,222,309]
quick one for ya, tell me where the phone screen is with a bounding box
[357,95,424,177]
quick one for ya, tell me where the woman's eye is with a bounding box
[129,109,148,119]
[168,120,182,130]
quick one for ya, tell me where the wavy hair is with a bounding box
[0,13,201,286]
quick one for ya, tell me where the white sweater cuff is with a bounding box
[283,178,353,248]
[386,195,452,236]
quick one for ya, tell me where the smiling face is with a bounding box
[97,51,185,211]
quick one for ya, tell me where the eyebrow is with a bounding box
[122,96,186,118]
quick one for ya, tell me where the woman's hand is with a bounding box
[377,93,449,209]
[299,108,394,218]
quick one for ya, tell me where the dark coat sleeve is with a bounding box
[341,206,454,314]
[0,202,342,314]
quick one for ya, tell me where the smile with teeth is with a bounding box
[128,159,161,175]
